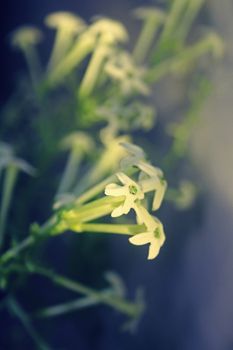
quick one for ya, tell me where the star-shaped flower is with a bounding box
[129,204,165,260]
[105,172,144,217]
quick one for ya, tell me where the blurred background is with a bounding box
[1,0,233,349]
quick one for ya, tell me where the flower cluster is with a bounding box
[105,142,167,260]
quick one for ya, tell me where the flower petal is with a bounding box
[138,161,163,178]
[152,181,167,211]
[147,240,161,260]
[134,204,158,231]
[120,142,145,159]
[105,183,126,196]
[157,221,166,246]
[122,195,135,214]
[111,205,125,217]
[140,177,160,193]
[120,156,138,170]
[116,172,132,185]
[129,232,153,246]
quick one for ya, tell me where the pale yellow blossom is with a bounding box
[129,204,165,260]
[105,172,144,217]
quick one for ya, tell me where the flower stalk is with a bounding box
[133,7,165,63]
[71,223,145,235]
[0,165,18,248]
[46,32,95,87]
[147,33,224,83]
[45,12,86,70]
[57,148,83,196]
[26,265,144,319]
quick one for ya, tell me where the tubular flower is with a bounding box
[129,204,165,260]
[105,172,144,217]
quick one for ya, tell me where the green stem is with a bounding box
[159,0,189,42]
[24,46,41,89]
[74,195,123,211]
[163,78,211,170]
[74,167,137,205]
[74,174,118,205]
[74,137,131,194]
[76,223,144,235]
[147,36,217,83]
[0,166,18,249]
[176,0,204,44]
[7,296,51,350]
[47,34,95,87]
[133,18,164,64]
[0,197,124,264]
[78,44,109,97]
[0,215,57,266]
[57,149,82,196]
[0,236,35,265]
[31,266,142,318]
[36,289,113,318]
[47,30,73,70]
[60,197,125,231]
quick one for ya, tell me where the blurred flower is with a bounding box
[79,17,128,97]
[119,142,146,169]
[10,26,42,50]
[104,52,150,95]
[176,180,196,209]
[45,12,86,69]
[167,180,196,210]
[133,6,165,63]
[105,172,144,217]
[56,132,94,196]
[45,11,85,33]
[0,142,35,176]
[97,100,155,133]
[61,131,94,154]
[79,135,130,191]
[89,17,128,44]
[204,31,225,59]
[10,26,42,87]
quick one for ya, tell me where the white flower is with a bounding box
[138,162,167,211]
[105,172,144,217]
[129,220,165,260]
[129,204,165,260]
[10,26,42,50]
